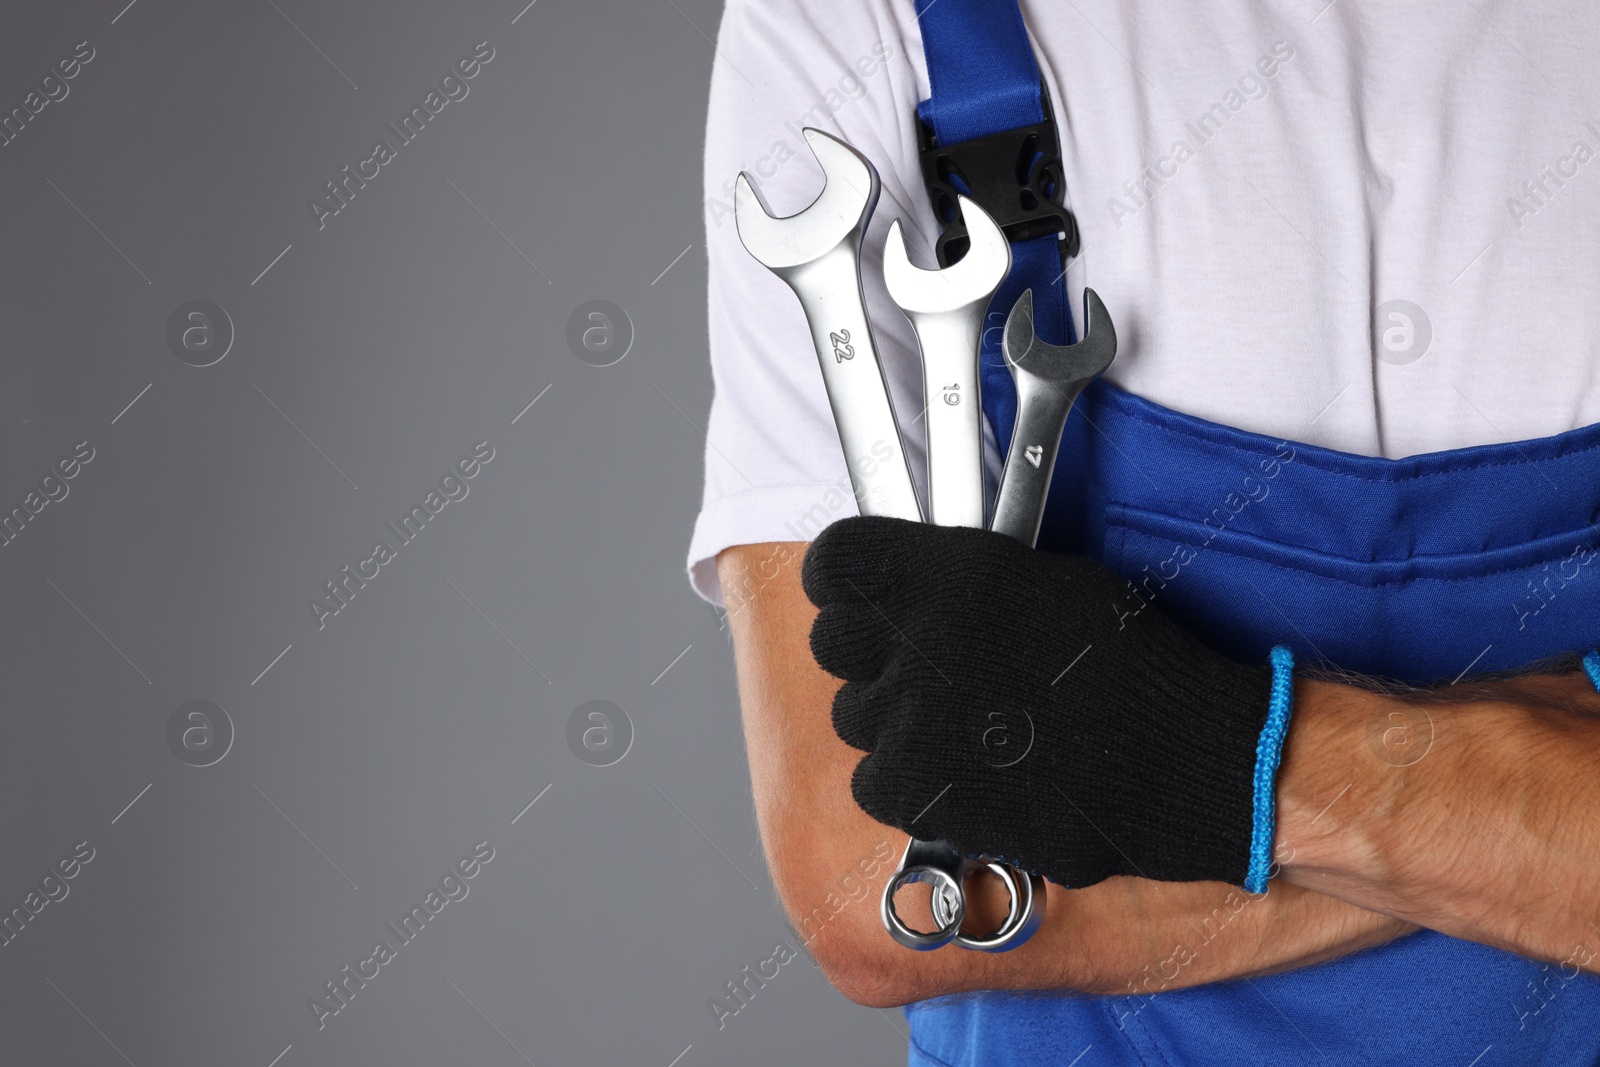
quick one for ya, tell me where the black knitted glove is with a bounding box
[802,515,1290,890]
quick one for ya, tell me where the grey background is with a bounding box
[0,1,903,1063]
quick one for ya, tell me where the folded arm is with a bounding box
[1277,668,1600,971]
[718,541,1412,1007]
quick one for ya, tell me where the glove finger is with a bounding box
[830,671,902,752]
[800,515,925,609]
[847,749,902,830]
[809,598,898,681]
[848,750,954,837]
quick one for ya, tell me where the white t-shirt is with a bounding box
[688,0,1600,605]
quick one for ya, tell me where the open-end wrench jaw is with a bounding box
[881,195,1010,313]
[734,129,880,275]
[1002,288,1117,388]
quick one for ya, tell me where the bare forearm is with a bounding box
[993,872,1413,1003]
[1278,671,1600,971]
[720,543,1410,1005]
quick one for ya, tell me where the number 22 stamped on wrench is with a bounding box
[733,129,923,522]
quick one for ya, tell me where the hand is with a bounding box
[801,516,1284,889]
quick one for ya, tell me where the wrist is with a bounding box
[1273,678,1400,885]
[1272,678,1523,902]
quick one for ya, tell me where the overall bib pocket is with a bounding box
[1101,500,1600,685]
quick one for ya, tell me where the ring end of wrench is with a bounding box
[882,837,967,951]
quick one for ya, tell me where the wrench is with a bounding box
[992,288,1117,544]
[881,196,1009,529]
[880,198,1045,952]
[733,128,923,523]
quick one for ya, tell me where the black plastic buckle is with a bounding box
[917,83,1077,268]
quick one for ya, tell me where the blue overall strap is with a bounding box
[914,0,1075,459]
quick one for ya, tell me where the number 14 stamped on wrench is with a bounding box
[734,129,1117,951]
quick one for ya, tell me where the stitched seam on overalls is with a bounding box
[903,1028,961,1067]
[1113,523,1596,588]
[1101,389,1600,483]
[1104,503,1600,588]
[1103,997,1169,1067]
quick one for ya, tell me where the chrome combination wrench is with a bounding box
[881,192,1044,951]
[733,129,923,522]
[991,287,1117,547]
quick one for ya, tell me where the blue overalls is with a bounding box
[907,379,1600,1066]
[908,1,1600,1063]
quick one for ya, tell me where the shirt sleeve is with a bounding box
[686,0,938,605]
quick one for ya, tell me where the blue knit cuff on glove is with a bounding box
[1244,645,1296,894]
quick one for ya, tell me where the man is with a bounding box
[689,0,1600,1062]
